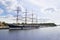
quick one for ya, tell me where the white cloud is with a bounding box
[27,0,60,24]
[0,0,25,12]
[0,0,25,23]
[0,0,60,24]
[0,14,16,23]
[0,8,4,14]
[29,0,59,8]
[5,0,25,12]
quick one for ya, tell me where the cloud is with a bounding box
[0,0,60,24]
[29,0,59,8]
[0,14,16,23]
[0,8,4,14]
[0,0,25,13]
[5,0,25,12]
[27,0,60,24]
[45,8,55,13]
[0,0,25,23]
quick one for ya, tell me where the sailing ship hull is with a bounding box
[7,24,40,30]
[7,24,23,29]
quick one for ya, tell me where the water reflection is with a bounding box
[0,26,60,40]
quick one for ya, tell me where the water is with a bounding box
[0,26,60,40]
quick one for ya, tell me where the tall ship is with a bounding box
[7,6,40,30]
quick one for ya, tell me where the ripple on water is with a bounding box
[0,26,60,40]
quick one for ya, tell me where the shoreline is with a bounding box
[0,23,57,29]
[0,28,9,29]
[0,26,57,30]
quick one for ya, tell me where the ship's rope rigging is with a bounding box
[0,6,50,23]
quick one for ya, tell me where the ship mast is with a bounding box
[14,7,21,24]
[31,10,38,24]
[23,9,28,24]
[32,10,34,24]
[36,15,38,23]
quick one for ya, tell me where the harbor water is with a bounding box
[0,26,60,40]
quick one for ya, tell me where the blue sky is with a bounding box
[0,0,60,24]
